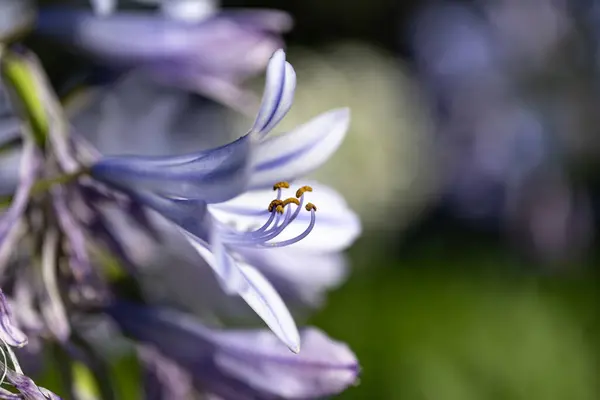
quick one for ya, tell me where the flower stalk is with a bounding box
[0,50,49,148]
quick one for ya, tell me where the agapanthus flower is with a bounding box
[0,35,359,398]
[37,0,292,112]
[0,0,360,396]
[89,49,358,351]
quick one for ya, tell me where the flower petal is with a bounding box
[0,290,27,348]
[127,192,211,240]
[5,369,61,400]
[214,328,360,399]
[209,181,361,252]
[91,134,252,203]
[235,247,348,307]
[40,229,70,342]
[52,188,94,284]
[38,9,287,81]
[108,303,359,399]
[0,140,39,254]
[138,345,195,400]
[250,50,296,137]
[249,108,351,189]
[218,10,293,32]
[181,230,300,352]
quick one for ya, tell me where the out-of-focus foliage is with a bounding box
[312,244,599,400]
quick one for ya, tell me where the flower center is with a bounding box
[221,181,317,248]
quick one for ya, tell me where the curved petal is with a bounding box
[38,9,288,80]
[209,181,361,252]
[91,134,252,203]
[249,108,351,189]
[5,370,61,400]
[214,328,359,399]
[108,303,359,399]
[217,10,293,32]
[0,290,27,348]
[237,247,348,307]
[181,230,300,352]
[37,10,196,60]
[250,50,296,137]
[0,140,39,253]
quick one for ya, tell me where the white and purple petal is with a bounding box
[214,328,359,399]
[236,247,348,308]
[181,230,300,352]
[250,49,296,137]
[91,134,252,203]
[37,8,289,80]
[108,303,359,399]
[249,108,351,189]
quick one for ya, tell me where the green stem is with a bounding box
[70,334,117,400]
[0,50,49,147]
[31,167,91,195]
[0,167,90,208]
[50,343,76,400]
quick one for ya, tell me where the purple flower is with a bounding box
[36,3,292,111]
[109,302,359,399]
[89,50,355,351]
[0,14,360,396]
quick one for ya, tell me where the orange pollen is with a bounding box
[295,185,313,198]
[268,199,283,212]
[273,181,290,191]
[282,197,301,207]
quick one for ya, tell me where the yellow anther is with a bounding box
[275,205,285,214]
[268,199,283,212]
[282,197,300,207]
[273,181,290,191]
[295,185,313,198]
[305,203,317,212]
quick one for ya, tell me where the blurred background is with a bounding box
[32,0,600,398]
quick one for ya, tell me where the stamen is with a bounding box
[268,199,283,212]
[264,205,317,248]
[273,181,290,191]
[296,186,313,198]
[221,184,319,249]
[282,197,300,207]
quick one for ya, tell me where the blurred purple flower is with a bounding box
[110,301,359,399]
[36,3,292,111]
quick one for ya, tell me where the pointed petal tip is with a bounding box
[332,107,351,123]
[272,48,286,60]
